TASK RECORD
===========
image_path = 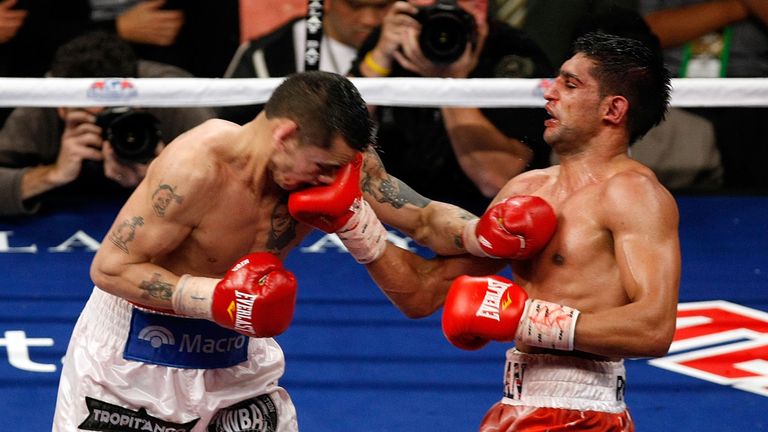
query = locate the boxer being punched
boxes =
[52,71,482,431]
[298,33,680,431]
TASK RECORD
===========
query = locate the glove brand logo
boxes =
[477,234,493,250]
[79,396,199,431]
[231,258,250,272]
[233,291,258,335]
[475,279,511,321]
[208,394,278,432]
[138,325,175,348]
[501,291,515,311]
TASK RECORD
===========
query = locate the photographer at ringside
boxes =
[0,31,214,217]
[348,0,553,215]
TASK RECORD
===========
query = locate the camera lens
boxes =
[420,13,469,63]
[416,1,477,64]
[96,108,161,163]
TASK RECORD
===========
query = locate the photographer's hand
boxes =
[19,109,103,201]
[56,109,105,183]
[395,26,477,78]
[362,1,420,76]
[0,0,27,44]
[393,0,488,78]
[116,0,184,46]
[103,140,162,188]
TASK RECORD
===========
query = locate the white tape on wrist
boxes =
[172,274,218,319]
[515,299,580,351]
[337,198,387,264]
[463,218,492,257]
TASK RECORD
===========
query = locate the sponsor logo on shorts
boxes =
[138,325,175,348]
[208,394,278,432]
[78,396,199,431]
[616,376,626,401]
[124,309,248,369]
[503,361,526,400]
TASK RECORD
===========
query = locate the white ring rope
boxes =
[0,77,766,108]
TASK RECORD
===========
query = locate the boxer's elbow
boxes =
[392,290,444,320]
[399,302,437,320]
[89,251,126,297]
[638,321,676,358]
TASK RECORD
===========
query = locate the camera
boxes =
[415,0,478,64]
[96,107,162,163]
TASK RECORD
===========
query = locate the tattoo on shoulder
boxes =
[151,184,183,217]
[109,216,144,254]
[139,273,173,301]
[267,201,297,253]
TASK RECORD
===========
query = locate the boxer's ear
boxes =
[273,119,299,150]
[602,95,629,127]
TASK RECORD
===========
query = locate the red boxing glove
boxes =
[442,275,581,352]
[441,275,528,351]
[288,152,364,233]
[463,195,557,259]
[173,252,297,338]
[288,153,387,264]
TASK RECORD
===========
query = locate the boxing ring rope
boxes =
[1,77,767,108]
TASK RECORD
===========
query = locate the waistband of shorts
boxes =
[501,349,627,413]
[85,287,199,344]
[84,286,135,342]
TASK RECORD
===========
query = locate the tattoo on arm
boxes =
[139,273,173,301]
[109,216,145,254]
[151,184,184,217]
[452,207,476,249]
[361,151,430,209]
[267,201,297,252]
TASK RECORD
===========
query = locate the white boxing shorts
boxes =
[52,287,297,432]
[480,349,634,432]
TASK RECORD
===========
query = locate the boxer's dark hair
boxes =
[572,31,671,144]
[50,31,139,78]
[264,71,375,152]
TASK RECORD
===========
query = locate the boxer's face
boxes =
[272,135,358,191]
[543,53,604,151]
[326,0,395,48]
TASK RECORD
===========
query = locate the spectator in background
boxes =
[0,31,215,218]
[348,0,553,215]
[0,0,85,127]
[84,0,240,78]
[640,0,768,190]
[219,0,396,126]
[550,7,723,191]
[490,0,638,68]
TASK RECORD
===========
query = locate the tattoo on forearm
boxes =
[362,174,430,209]
[267,201,297,252]
[151,184,183,217]
[139,273,173,301]
[109,216,144,253]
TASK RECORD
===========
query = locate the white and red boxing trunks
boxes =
[52,287,297,432]
[480,349,634,431]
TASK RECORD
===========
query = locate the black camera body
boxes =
[415,0,478,64]
[96,107,162,163]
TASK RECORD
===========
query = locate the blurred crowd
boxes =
[1,0,766,218]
